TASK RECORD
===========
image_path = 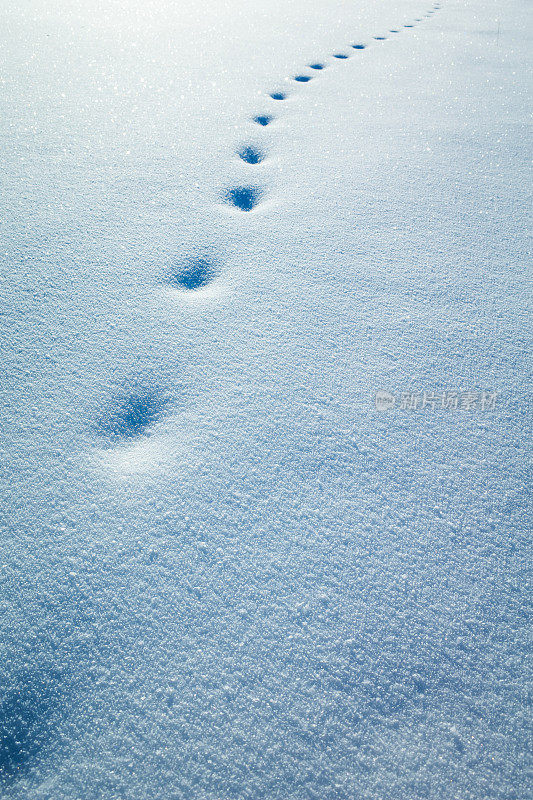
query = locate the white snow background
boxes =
[0,0,531,798]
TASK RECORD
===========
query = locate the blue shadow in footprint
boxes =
[168,256,216,290]
[253,114,273,126]
[237,145,265,164]
[224,186,262,211]
[100,387,166,441]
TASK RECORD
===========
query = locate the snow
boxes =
[0,0,530,798]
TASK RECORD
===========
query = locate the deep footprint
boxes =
[309,63,325,70]
[269,92,286,100]
[294,75,312,82]
[253,114,272,126]
[101,388,166,441]
[237,145,265,164]
[333,53,349,59]
[352,44,366,49]
[168,256,216,290]
[224,186,262,211]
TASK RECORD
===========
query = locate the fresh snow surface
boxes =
[0,0,531,798]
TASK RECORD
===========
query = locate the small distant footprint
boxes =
[352,44,366,49]
[294,75,312,82]
[253,114,273,126]
[269,92,286,100]
[224,186,262,211]
[333,53,350,59]
[309,63,325,70]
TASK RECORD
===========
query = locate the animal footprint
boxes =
[168,256,216,290]
[253,114,273,126]
[100,386,166,442]
[224,186,262,211]
[294,75,312,82]
[237,145,265,164]
[269,92,286,100]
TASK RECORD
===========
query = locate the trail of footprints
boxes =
[101,4,443,445]
[225,2,442,213]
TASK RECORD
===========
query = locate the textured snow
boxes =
[0,0,531,798]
